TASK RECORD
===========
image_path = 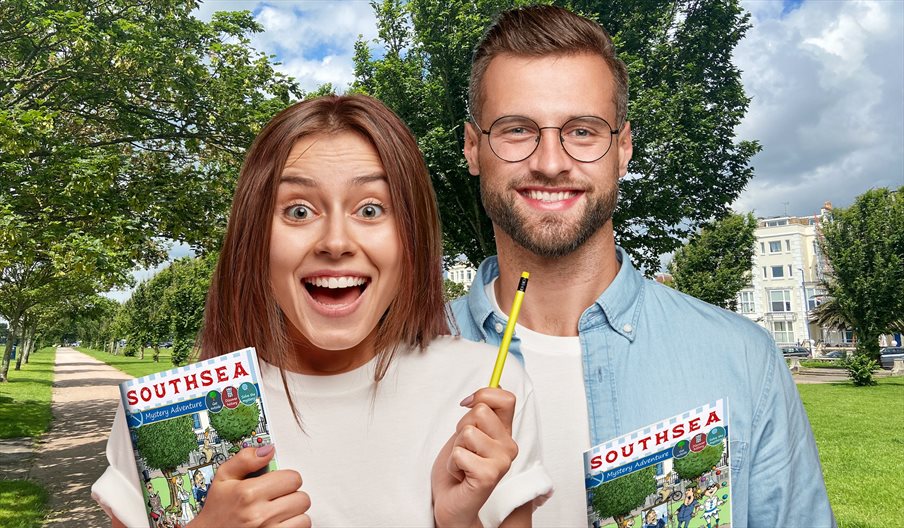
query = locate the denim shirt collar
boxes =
[466,246,646,342]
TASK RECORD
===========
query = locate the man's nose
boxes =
[528,127,573,178]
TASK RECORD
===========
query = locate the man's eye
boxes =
[357,203,385,219]
[287,204,311,220]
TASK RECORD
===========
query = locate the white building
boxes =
[735,204,835,347]
[446,262,477,289]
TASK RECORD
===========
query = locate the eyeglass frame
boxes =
[469,112,623,163]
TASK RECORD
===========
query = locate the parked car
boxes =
[781,346,810,358]
[820,350,846,360]
[879,347,904,369]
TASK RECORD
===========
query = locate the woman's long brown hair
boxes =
[200,95,449,418]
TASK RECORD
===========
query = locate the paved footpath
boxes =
[22,347,131,527]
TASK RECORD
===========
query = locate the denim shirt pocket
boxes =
[729,439,748,474]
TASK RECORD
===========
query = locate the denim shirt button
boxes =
[623,323,633,333]
[494,322,504,333]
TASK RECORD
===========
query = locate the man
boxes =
[450,5,834,526]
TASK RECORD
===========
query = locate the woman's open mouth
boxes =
[303,275,369,307]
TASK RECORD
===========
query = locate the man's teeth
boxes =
[527,190,576,202]
[305,276,368,289]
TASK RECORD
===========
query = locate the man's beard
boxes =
[480,177,618,259]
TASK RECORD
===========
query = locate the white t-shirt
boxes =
[487,279,592,527]
[92,336,551,527]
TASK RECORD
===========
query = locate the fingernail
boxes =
[256,444,275,457]
[459,394,474,407]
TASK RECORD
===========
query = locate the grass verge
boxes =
[0,347,55,439]
[798,377,904,527]
[77,347,175,378]
[0,480,48,528]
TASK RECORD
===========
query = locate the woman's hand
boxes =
[432,387,519,528]
[188,445,311,528]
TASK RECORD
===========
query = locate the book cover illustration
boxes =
[120,347,275,528]
[584,399,731,528]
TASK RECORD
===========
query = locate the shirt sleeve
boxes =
[745,345,836,527]
[90,402,152,528]
[478,369,554,527]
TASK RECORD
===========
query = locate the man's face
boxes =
[464,53,632,258]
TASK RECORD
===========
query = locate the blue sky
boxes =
[104,0,904,299]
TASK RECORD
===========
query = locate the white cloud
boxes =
[734,0,903,218]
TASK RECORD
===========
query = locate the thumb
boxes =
[213,444,275,482]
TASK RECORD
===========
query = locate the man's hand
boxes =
[432,388,519,528]
[189,445,311,528]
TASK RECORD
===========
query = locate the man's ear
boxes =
[463,121,481,176]
[617,121,633,178]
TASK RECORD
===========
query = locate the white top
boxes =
[487,279,592,527]
[92,336,552,527]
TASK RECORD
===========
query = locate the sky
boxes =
[105,0,903,300]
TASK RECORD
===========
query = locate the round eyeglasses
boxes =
[472,115,621,163]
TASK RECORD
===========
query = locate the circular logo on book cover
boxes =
[206,390,224,413]
[689,432,707,452]
[672,439,690,459]
[238,382,258,405]
[707,426,726,446]
[222,386,240,409]
[126,412,143,429]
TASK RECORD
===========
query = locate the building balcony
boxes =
[765,312,797,322]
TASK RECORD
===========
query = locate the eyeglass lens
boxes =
[487,116,616,163]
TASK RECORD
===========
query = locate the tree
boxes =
[673,443,724,482]
[819,188,904,359]
[668,213,756,310]
[354,0,759,271]
[134,415,198,506]
[209,402,260,453]
[589,465,656,528]
[162,255,217,365]
[443,279,468,302]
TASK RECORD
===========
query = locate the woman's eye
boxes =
[286,204,311,220]
[357,203,385,219]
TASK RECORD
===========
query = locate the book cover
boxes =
[119,347,275,527]
[584,399,732,528]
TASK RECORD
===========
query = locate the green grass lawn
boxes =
[0,480,48,528]
[76,346,176,378]
[0,347,54,527]
[0,347,55,439]
[798,377,904,528]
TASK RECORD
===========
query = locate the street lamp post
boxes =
[798,267,813,354]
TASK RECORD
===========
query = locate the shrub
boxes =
[840,354,879,386]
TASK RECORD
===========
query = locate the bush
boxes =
[840,354,879,386]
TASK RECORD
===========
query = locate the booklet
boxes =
[584,399,732,528]
[119,347,276,527]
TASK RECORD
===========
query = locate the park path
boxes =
[27,347,131,527]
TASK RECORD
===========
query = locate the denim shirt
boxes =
[449,249,835,527]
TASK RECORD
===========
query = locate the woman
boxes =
[92,95,550,527]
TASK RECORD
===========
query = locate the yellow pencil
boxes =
[489,271,530,388]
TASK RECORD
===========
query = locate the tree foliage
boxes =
[589,465,656,522]
[819,188,904,359]
[443,278,468,302]
[354,0,759,271]
[668,212,756,310]
[135,415,197,475]
[209,402,260,452]
[673,443,724,481]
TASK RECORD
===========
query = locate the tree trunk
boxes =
[0,319,19,382]
[23,325,35,364]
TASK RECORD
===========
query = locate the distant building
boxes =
[446,262,477,289]
[734,202,856,348]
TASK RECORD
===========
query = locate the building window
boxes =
[785,240,791,251]
[769,241,782,253]
[762,267,767,279]
[788,265,793,277]
[842,330,854,344]
[769,290,792,312]
[760,242,765,255]
[772,321,794,344]
[771,265,784,278]
[738,291,755,314]
[192,413,201,430]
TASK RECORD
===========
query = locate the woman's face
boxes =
[269,131,402,374]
